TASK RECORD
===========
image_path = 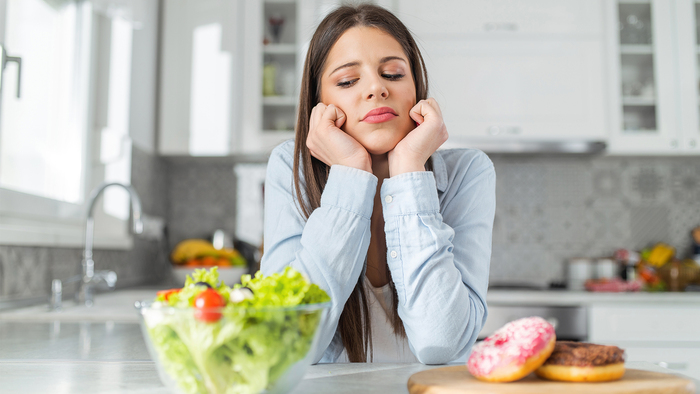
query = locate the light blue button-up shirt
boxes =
[262,139,496,364]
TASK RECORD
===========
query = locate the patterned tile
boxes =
[491,158,548,206]
[586,201,632,253]
[622,160,673,205]
[497,203,548,245]
[543,205,593,247]
[166,157,238,248]
[590,158,626,203]
[669,162,700,204]
[544,159,592,206]
[629,205,671,250]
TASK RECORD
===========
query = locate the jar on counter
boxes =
[567,258,593,291]
[595,258,618,280]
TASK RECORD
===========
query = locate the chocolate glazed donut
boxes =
[535,341,626,382]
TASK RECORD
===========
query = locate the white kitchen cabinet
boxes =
[589,304,700,380]
[158,0,242,156]
[395,0,608,148]
[606,0,700,155]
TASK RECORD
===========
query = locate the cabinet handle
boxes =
[670,139,678,148]
[487,126,522,136]
[0,44,22,98]
[689,139,697,148]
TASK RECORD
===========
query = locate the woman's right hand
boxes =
[307,103,372,173]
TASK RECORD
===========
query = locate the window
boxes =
[0,0,138,248]
[0,0,88,203]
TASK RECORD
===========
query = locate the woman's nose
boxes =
[366,79,389,100]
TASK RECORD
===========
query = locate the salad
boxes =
[141,266,330,394]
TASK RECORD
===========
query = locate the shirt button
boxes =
[385,195,393,203]
[390,251,398,259]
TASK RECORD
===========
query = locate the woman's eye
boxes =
[383,73,404,81]
[337,79,358,88]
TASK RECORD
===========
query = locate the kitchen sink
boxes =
[0,289,160,323]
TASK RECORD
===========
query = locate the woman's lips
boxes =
[362,107,397,124]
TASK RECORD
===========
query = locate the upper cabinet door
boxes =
[395,0,608,147]
[399,0,603,37]
[606,0,683,154]
[158,0,241,156]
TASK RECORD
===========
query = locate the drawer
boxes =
[589,305,700,342]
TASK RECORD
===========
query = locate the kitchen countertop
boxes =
[4,288,700,324]
[487,289,700,306]
[2,360,695,394]
[0,321,697,394]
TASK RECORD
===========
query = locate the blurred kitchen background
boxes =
[0,0,699,304]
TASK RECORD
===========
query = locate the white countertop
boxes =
[0,320,698,393]
[0,359,695,394]
[487,289,700,306]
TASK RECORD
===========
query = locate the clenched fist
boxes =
[388,98,448,176]
[306,103,372,173]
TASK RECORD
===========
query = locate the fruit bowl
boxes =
[138,300,329,394]
[172,265,247,286]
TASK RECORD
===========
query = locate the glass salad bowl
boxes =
[136,267,330,394]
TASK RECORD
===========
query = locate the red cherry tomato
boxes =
[157,288,181,302]
[194,288,225,322]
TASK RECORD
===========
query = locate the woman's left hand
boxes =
[388,98,448,177]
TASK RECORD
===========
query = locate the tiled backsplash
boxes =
[0,239,168,301]
[2,145,699,301]
[489,154,700,286]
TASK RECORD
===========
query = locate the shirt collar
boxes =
[430,151,448,193]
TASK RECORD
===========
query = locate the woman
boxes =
[261,4,495,364]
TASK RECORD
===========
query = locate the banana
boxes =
[170,239,246,266]
[171,239,218,263]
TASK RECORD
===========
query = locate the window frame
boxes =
[0,0,132,249]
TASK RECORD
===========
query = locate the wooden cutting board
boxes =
[408,366,696,394]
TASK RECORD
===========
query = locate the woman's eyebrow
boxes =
[329,61,360,77]
[328,56,407,77]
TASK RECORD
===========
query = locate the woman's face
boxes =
[319,26,416,155]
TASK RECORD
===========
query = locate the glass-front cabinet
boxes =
[239,0,331,153]
[608,0,700,154]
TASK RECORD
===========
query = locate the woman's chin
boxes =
[363,142,399,156]
[356,131,408,155]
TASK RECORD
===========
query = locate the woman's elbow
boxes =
[415,346,459,365]
[413,310,485,364]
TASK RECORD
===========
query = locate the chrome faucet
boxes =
[51,182,144,309]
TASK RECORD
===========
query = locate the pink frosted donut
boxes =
[467,316,556,382]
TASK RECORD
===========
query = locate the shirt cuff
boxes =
[321,165,378,219]
[380,171,440,216]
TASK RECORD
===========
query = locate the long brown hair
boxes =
[292,3,429,362]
